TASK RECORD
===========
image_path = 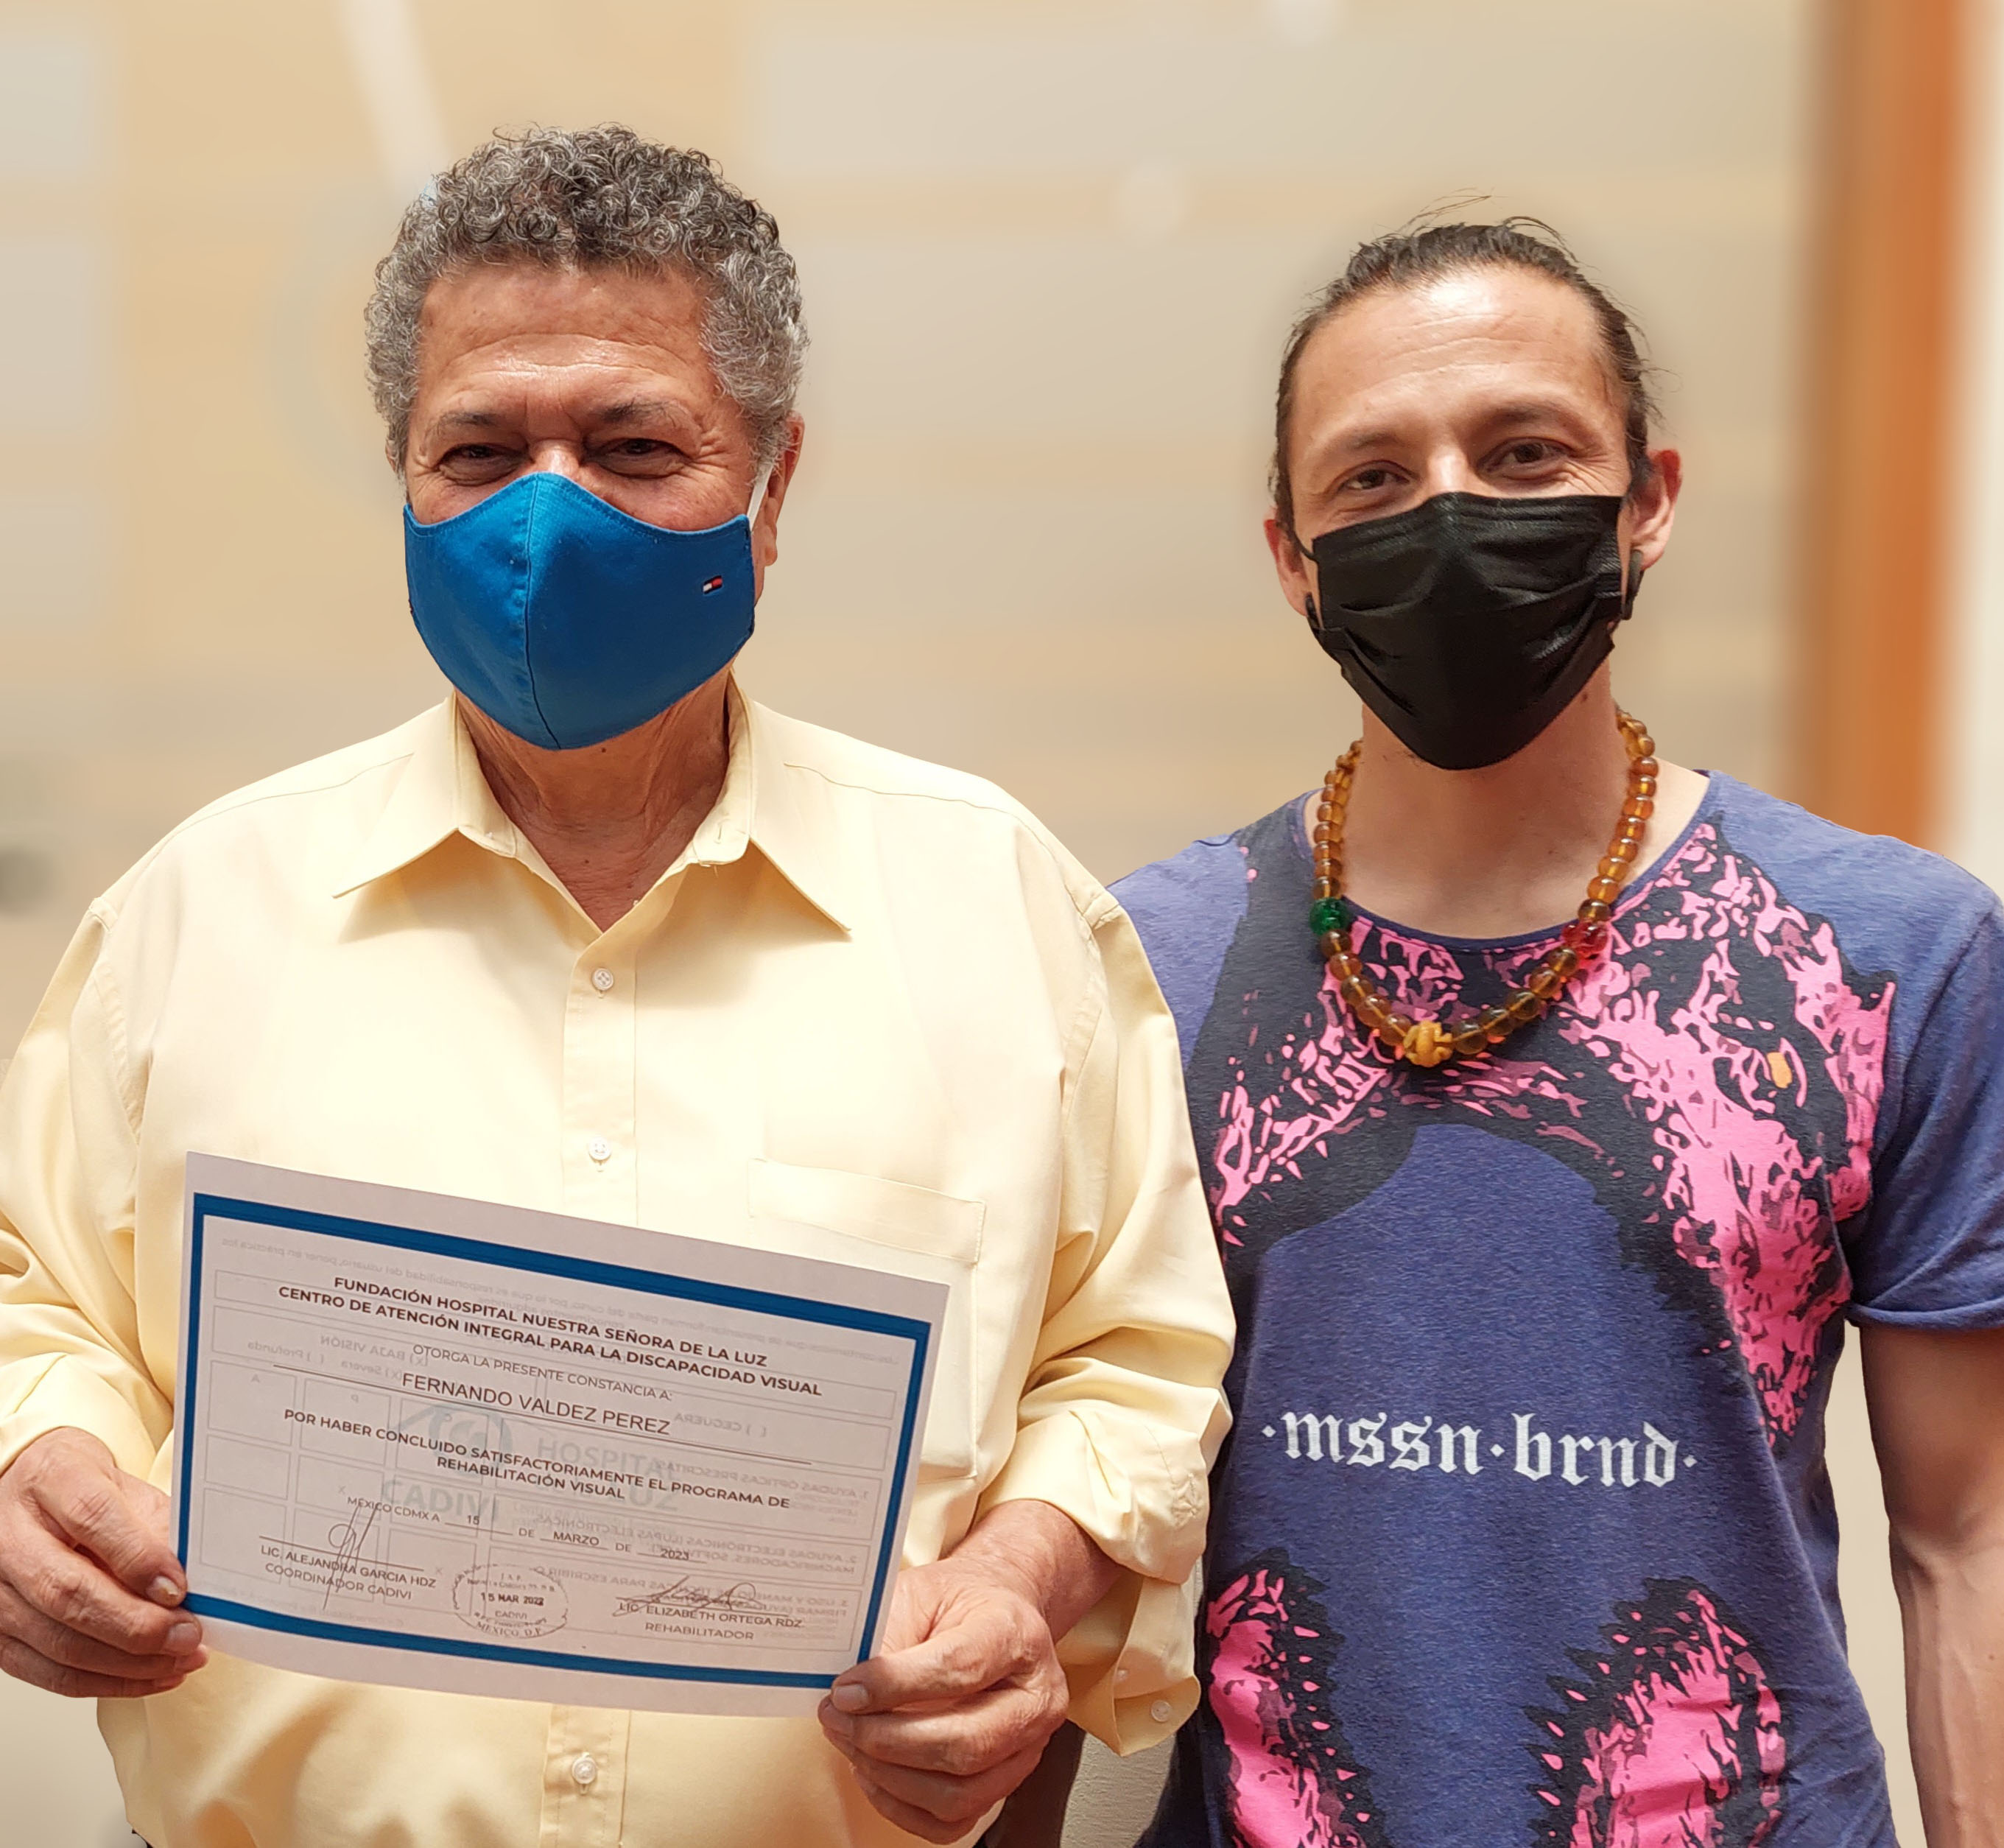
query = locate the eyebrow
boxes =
[1480,397,1597,431]
[426,398,690,438]
[429,410,502,433]
[596,398,683,426]
[1326,398,1597,456]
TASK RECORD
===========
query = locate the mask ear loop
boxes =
[1290,526,1326,630]
[1620,548,1645,622]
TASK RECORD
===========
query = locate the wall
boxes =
[1951,0,2004,890]
[0,4,1921,1845]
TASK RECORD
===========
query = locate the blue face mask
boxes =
[404,470,760,751]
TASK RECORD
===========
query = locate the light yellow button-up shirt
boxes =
[0,689,1233,1848]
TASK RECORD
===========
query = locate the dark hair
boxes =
[1271,217,1659,543]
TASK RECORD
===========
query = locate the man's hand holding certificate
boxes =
[172,1157,944,1716]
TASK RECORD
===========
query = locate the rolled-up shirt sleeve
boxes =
[977,891,1234,1752]
[0,905,169,1483]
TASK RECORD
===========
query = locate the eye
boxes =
[1340,465,1402,494]
[596,438,687,474]
[1491,438,1565,471]
[434,443,521,482]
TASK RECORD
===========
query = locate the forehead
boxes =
[1289,265,1625,439]
[413,260,713,388]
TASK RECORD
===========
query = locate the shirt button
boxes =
[571,1752,599,1788]
[591,968,615,993]
[588,1136,612,1164]
[1150,1699,1174,1724]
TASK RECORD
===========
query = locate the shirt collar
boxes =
[739,689,851,933]
[331,700,512,898]
[333,688,851,934]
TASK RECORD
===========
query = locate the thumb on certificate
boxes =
[829,1615,1000,1715]
[38,1441,186,1606]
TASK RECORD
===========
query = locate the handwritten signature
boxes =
[615,1576,771,1618]
[322,1498,387,1609]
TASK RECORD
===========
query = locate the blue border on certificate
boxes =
[180,1191,932,1691]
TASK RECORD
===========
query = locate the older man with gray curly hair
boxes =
[0,127,1231,1848]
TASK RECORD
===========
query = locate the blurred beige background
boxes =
[0,1,1927,1843]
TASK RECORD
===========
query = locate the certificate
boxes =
[172,1155,945,1715]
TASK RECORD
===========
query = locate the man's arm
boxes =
[818,1500,1118,1844]
[0,911,201,1696]
[1860,1323,2004,1847]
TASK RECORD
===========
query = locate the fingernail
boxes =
[166,1621,200,1653]
[830,1683,869,1713]
[149,1577,185,1608]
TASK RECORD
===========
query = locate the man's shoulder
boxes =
[96,709,438,919]
[758,703,1037,819]
[1111,796,1308,1062]
[753,703,1113,919]
[1704,773,2000,967]
[1114,796,1304,949]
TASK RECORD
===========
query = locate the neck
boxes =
[1337,672,1706,939]
[461,674,734,932]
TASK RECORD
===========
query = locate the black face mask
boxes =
[1304,492,1642,771]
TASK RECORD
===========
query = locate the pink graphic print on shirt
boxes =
[1207,823,1893,1443]
[1205,1553,1392,1848]
[1206,1561,1785,1848]
[1527,1580,1786,1847]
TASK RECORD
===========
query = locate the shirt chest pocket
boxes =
[747,1159,985,1481]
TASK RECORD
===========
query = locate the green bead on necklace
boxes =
[1309,712,1659,1067]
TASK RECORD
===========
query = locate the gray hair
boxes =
[365,125,807,471]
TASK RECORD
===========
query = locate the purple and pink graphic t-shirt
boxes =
[1114,773,2004,1848]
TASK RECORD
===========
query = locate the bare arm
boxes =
[818,1500,1119,1844]
[1860,1323,2004,1846]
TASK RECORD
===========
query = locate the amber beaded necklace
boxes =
[1309,712,1660,1067]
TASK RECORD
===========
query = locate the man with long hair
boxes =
[1115,221,2004,1847]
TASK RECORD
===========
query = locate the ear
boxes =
[1623,445,1681,572]
[750,415,806,583]
[1265,510,1318,625]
